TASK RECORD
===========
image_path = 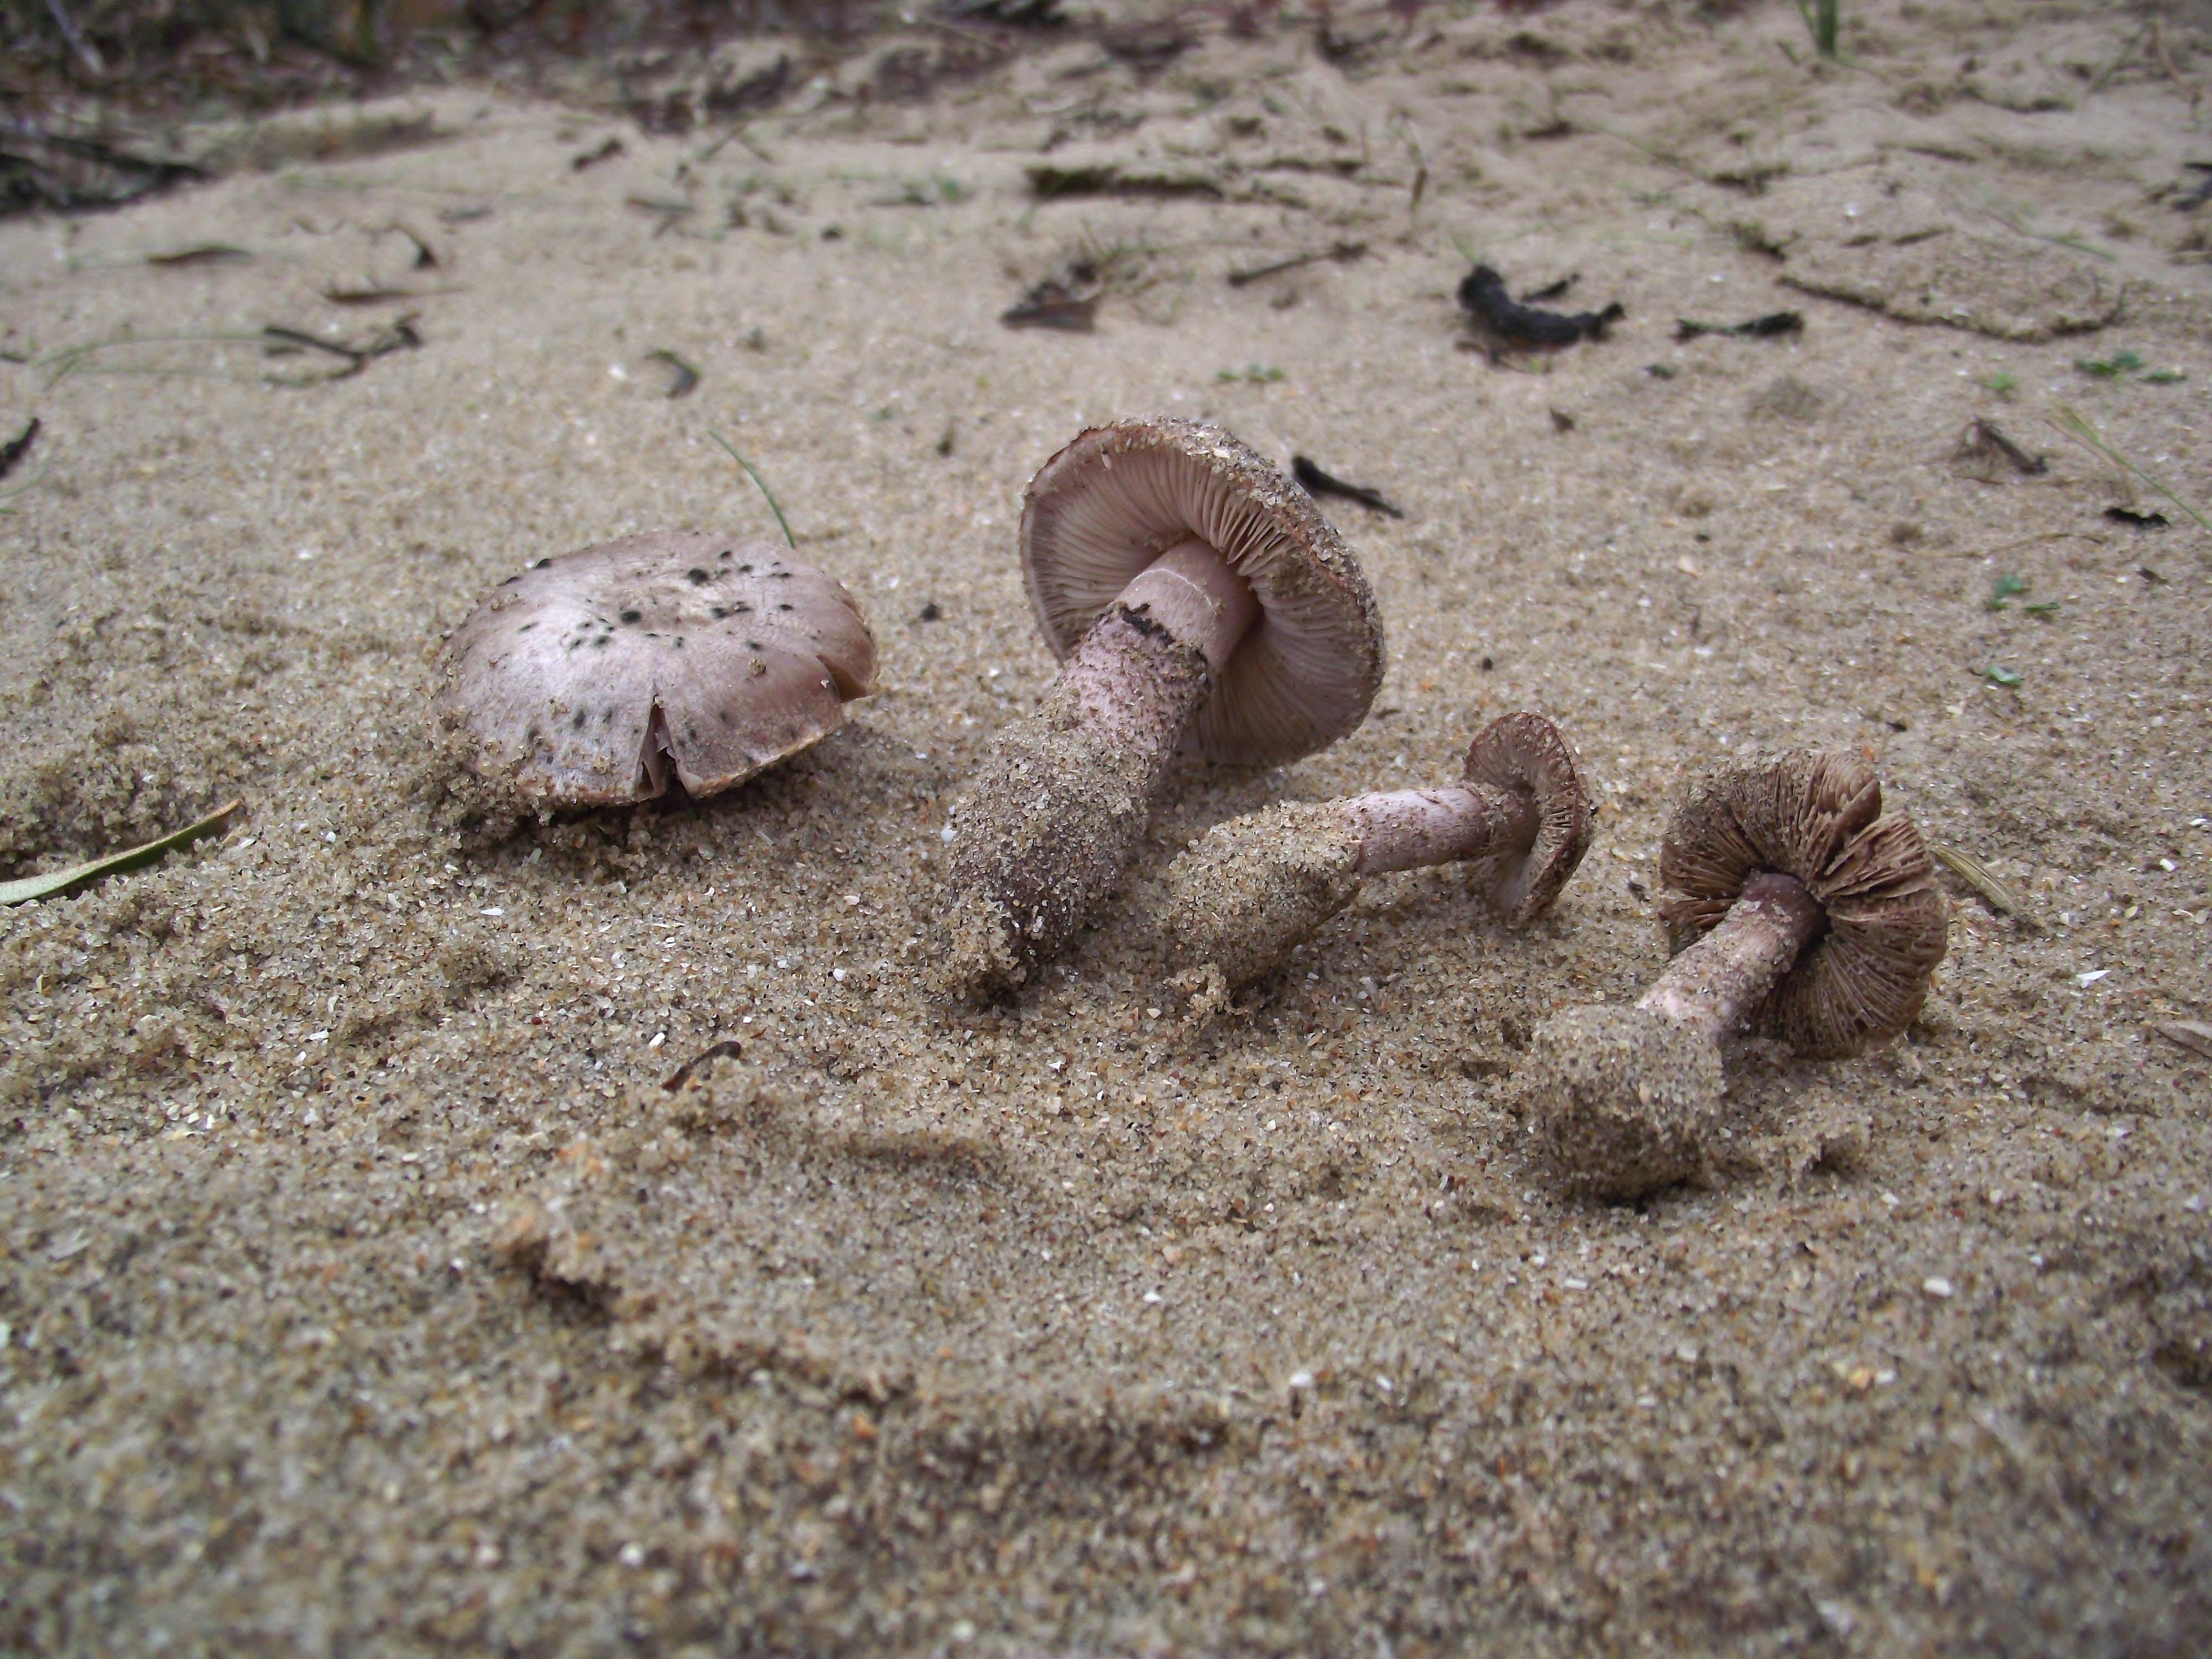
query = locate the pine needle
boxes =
[707,430,796,550]
[1,799,243,906]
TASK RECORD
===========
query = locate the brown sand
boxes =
[3,3,2211,1653]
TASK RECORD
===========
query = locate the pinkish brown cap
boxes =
[1658,749,1948,1057]
[1461,712,1593,926]
[1019,417,1385,766]
[434,533,876,808]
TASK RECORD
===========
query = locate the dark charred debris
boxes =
[1675,311,1802,342]
[645,349,700,399]
[2106,506,2169,529]
[1458,264,1624,348]
[1292,455,1404,520]
[2178,162,2212,212]
[0,417,38,483]
[571,137,625,172]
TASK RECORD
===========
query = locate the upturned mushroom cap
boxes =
[1527,1004,1724,1199]
[1020,418,1385,766]
[1462,712,1594,926]
[1658,749,1948,1057]
[434,533,876,808]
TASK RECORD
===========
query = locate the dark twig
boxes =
[1292,455,1404,519]
[1225,241,1369,287]
[646,349,700,399]
[661,1039,743,1091]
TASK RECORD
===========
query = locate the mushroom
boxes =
[943,417,1384,997]
[1524,749,1948,1199]
[1162,713,1592,997]
[432,532,876,810]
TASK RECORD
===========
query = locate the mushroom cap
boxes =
[434,533,876,808]
[1658,749,1948,1057]
[1461,712,1594,926]
[1527,1004,1724,1200]
[1019,418,1385,766]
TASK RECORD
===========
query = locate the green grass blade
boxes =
[2047,403,2212,535]
[1,799,243,906]
[707,430,796,550]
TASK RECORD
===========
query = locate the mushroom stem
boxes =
[946,537,1259,996]
[1342,782,1538,876]
[1634,871,1826,1044]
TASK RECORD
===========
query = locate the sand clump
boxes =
[2,3,2211,1655]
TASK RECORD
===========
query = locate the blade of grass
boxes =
[707,430,795,550]
[1931,841,2041,929]
[2047,403,2212,535]
[1,799,243,906]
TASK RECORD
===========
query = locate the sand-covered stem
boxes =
[1163,780,1542,996]
[1528,873,1826,1198]
[942,604,1217,999]
[1636,872,1825,1038]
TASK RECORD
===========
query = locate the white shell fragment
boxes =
[434,532,877,808]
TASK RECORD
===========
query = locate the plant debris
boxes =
[148,244,250,268]
[261,315,423,385]
[1931,841,2039,927]
[2049,403,2212,533]
[1674,311,1803,342]
[1000,278,1098,332]
[0,417,38,483]
[2105,506,2169,529]
[645,349,700,399]
[1457,264,1623,346]
[661,1038,744,1092]
[1,800,243,906]
[1,118,202,217]
[1225,242,1369,287]
[1951,416,2047,478]
[1986,572,2029,610]
[571,137,625,171]
[2154,1020,2212,1061]
[1291,455,1404,519]
[2177,164,2212,211]
[1521,273,1577,303]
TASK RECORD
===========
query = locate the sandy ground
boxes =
[2,2,2210,1653]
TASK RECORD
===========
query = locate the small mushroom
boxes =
[943,417,1384,997]
[1162,713,1592,995]
[1524,749,1948,1199]
[432,532,875,809]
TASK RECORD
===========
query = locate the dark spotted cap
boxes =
[434,533,876,808]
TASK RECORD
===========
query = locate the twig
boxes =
[709,431,795,549]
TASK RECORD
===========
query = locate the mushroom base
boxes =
[942,607,1211,998]
[1163,801,1365,992]
[1527,1004,1725,1201]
